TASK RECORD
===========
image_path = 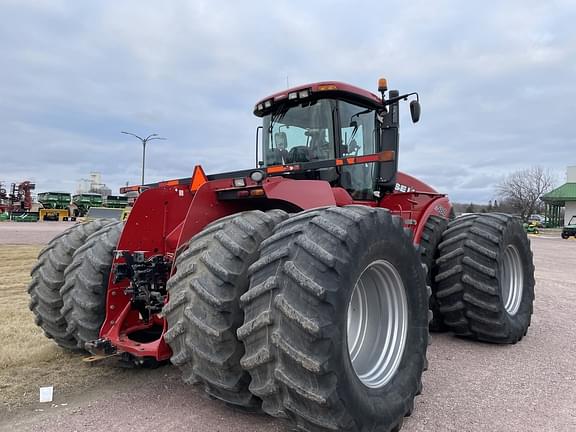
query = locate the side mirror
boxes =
[410,100,421,123]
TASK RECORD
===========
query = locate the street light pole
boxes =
[121,132,167,185]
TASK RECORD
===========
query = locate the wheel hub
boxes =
[500,244,524,315]
[347,260,408,389]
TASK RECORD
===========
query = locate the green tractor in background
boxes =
[523,222,540,235]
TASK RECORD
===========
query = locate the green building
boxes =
[541,166,576,227]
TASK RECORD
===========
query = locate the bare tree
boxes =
[496,166,556,222]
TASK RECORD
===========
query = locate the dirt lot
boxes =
[0,223,575,431]
[0,244,136,412]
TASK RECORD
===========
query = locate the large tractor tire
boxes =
[419,215,449,332]
[28,219,115,350]
[238,206,429,432]
[435,213,535,343]
[163,210,288,409]
[60,221,123,349]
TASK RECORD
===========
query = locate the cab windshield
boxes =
[262,99,335,166]
[261,98,380,200]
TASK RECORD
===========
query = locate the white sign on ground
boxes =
[39,386,53,403]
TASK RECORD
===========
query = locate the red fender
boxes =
[380,193,451,244]
[176,181,247,250]
[412,196,452,244]
[381,171,451,244]
[176,177,338,251]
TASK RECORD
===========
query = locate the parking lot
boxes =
[1,223,575,431]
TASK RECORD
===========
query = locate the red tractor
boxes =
[29,79,535,432]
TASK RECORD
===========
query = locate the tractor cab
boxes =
[254,80,420,200]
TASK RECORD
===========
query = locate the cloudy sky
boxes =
[1,0,575,203]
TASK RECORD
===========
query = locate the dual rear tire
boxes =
[28,219,121,351]
[61,221,123,349]
[164,206,429,432]
[419,215,449,332]
[238,206,429,432]
[434,213,535,343]
[163,210,289,409]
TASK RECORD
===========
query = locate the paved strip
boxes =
[0,222,71,245]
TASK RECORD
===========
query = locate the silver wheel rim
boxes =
[346,260,408,389]
[500,244,524,315]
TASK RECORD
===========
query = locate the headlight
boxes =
[250,170,265,183]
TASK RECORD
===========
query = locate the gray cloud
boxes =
[0,0,575,205]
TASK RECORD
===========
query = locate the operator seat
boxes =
[308,130,331,160]
[287,146,310,163]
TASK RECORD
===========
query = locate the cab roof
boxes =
[254,81,383,117]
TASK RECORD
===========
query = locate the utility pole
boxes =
[121,132,166,185]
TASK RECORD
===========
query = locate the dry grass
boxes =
[0,245,60,368]
[0,245,125,412]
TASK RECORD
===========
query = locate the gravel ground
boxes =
[1,226,575,432]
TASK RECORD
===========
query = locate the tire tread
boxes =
[28,219,116,350]
[434,213,535,343]
[163,209,288,409]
